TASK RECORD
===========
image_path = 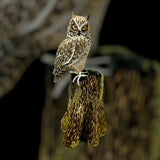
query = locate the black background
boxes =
[100,0,154,60]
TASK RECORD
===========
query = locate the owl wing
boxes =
[53,38,76,83]
[53,37,89,83]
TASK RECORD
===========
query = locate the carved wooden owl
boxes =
[53,12,91,83]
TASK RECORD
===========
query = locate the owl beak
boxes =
[78,29,81,36]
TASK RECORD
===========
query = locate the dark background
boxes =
[0,0,154,159]
[100,0,154,60]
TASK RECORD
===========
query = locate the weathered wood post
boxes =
[61,69,107,148]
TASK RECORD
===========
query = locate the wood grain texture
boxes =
[61,69,107,148]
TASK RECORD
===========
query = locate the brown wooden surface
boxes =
[61,69,106,148]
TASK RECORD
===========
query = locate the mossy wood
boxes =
[61,69,107,148]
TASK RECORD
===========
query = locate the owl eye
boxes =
[72,23,78,31]
[81,24,88,32]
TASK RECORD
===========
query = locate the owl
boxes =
[53,12,91,85]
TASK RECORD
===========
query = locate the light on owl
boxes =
[53,12,91,84]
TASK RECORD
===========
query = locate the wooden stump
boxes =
[61,69,107,148]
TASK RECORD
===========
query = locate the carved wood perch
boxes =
[61,69,107,148]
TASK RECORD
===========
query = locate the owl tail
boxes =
[53,66,69,83]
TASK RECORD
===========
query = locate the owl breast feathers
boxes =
[53,12,91,83]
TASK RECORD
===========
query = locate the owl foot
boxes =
[72,71,88,85]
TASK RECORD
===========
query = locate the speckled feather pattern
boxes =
[53,14,91,83]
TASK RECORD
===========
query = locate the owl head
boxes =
[67,12,90,37]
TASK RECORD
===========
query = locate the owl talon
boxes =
[72,72,88,85]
